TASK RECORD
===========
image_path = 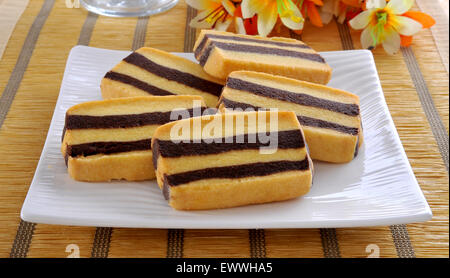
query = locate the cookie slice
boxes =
[152,111,313,210]
[218,71,363,163]
[193,29,332,84]
[101,47,224,107]
[62,95,207,182]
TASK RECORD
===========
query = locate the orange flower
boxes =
[241,0,304,36]
[187,0,241,31]
[400,11,435,46]
[297,0,325,27]
[349,0,427,54]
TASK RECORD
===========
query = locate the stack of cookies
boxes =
[61,30,363,210]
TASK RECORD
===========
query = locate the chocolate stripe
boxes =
[298,115,359,135]
[67,139,151,159]
[65,108,205,130]
[220,98,359,135]
[227,78,359,116]
[153,130,305,161]
[123,52,223,97]
[199,41,325,66]
[194,33,310,59]
[165,159,309,187]
[206,34,311,49]
[104,71,174,96]
[194,34,210,60]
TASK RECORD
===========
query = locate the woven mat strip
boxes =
[132,16,149,51]
[0,0,54,129]
[319,228,341,258]
[91,227,113,258]
[249,229,267,258]
[167,229,184,258]
[401,46,449,172]
[183,6,197,52]
[336,20,354,50]
[89,14,149,258]
[9,220,35,258]
[390,225,416,258]
[77,12,98,46]
[6,0,55,258]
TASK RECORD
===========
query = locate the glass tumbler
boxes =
[80,0,179,17]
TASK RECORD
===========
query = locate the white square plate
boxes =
[21,46,432,228]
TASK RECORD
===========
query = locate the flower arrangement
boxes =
[186,0,435,55]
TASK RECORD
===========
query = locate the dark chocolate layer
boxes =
[104,71,174,96]
[65,139,151,166]
[194,33,310,59]
[124,52,223,97]
[67,139,151,158]
[164,159,309,187]
[220,98,359,135]
[226,78,360,116]
[198,41,325,66]
[65,108,206,130]
[152,129,305,162]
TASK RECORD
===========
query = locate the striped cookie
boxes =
[193,29,332,84]
[101,47,224,107]
[218,71,363,163]
[62,95,208,182]
[152,111,313,210]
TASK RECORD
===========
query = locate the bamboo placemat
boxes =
[0,0,448,258]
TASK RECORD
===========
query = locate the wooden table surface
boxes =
[0,0,448,258]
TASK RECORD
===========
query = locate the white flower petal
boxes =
[189,9,214,29]
[366,0,386,9]
[387,0,414,15]
[221,0,235,15]
[241,0,266,18]
[394,15,423,36]
[256,2,278,36]
[280,5,304,31]
[361,27,376,49]
[234,17,246,34]
[214,16,233,31]
[349,10,372,30]
[382,28,401,55]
